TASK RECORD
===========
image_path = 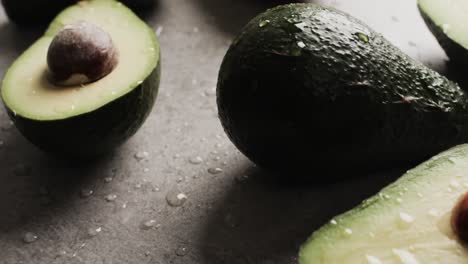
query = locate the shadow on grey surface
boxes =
[199,164,406,263]
[0,125,117,233]
[195,0,306,36]
[0,22,44,71]
[445,61,468,92]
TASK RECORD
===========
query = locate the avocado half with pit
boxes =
[1,0,161,158]
[299,144,468,263]
[418,0,468,66]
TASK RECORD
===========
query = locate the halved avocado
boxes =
[299,145,468,263]
[1,0,161,158]
[418,0,468,66]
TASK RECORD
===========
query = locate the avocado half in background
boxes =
[1,0,156,26]
[217,3,468,178]
[1,0,161,158]
[299,144,468,263]
[418,0,468,66]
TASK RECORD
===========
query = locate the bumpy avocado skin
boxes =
[7,61,160,158]
[217,4,468,178]
[418,6,468,67]
[1,0,75,26]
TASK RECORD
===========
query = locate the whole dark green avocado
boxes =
[217,4,468,179]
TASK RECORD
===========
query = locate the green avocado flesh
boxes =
[217,3,468,177]
[418,0,468,65]
[299,144,468,264]
[1,0,160,157]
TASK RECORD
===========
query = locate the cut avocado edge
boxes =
[299,144,468,263]
[1,0,160,121]
[418,0,468,65]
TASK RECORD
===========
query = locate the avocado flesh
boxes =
[299,145,468,264]
[1,0,160,157]
[217,4,468,177]
[418,0,468,66]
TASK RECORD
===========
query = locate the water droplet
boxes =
[189,156,203,165]
[392,248,419,264]
[396,198,403,203]
[208,167,223,174]
[450,180,460,189]
[2,120,14,131]
[428,208,439,217]
[175,245,189,256]
[366,255,383,264]
[344,228,353,236]
[235,174,249,183]
[297,41,306,48]
[259,19,270,27]
[330,219,337,225]
[166,190,188,207]
[155,26,164,36]
[23,232,38,243]
[141,219,158,230]
[87,227,102,237]
[295,22,307,30]
[105,194,117,202]
[442,24,451,34]
[104,177,113,183]
[355,32,369,43]
[204,87,216,96]
[134,151,149,161]
[398,212,414,228]
[80,189,94,198]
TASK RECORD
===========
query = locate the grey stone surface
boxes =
[0,0,462,263]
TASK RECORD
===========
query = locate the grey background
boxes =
[0,0,461,263]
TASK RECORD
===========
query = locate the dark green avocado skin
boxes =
[1,0,75,26]
[217,4,468,179]
[7,61,160,159]
[1,0,155,26]
[418,6,468,67]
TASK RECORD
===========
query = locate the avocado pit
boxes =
[47,21,118,86]
[451,192,468,243]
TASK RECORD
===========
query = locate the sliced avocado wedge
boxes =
[418,0,468,65]
[299,144,468,263]
[1,0,160,157]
